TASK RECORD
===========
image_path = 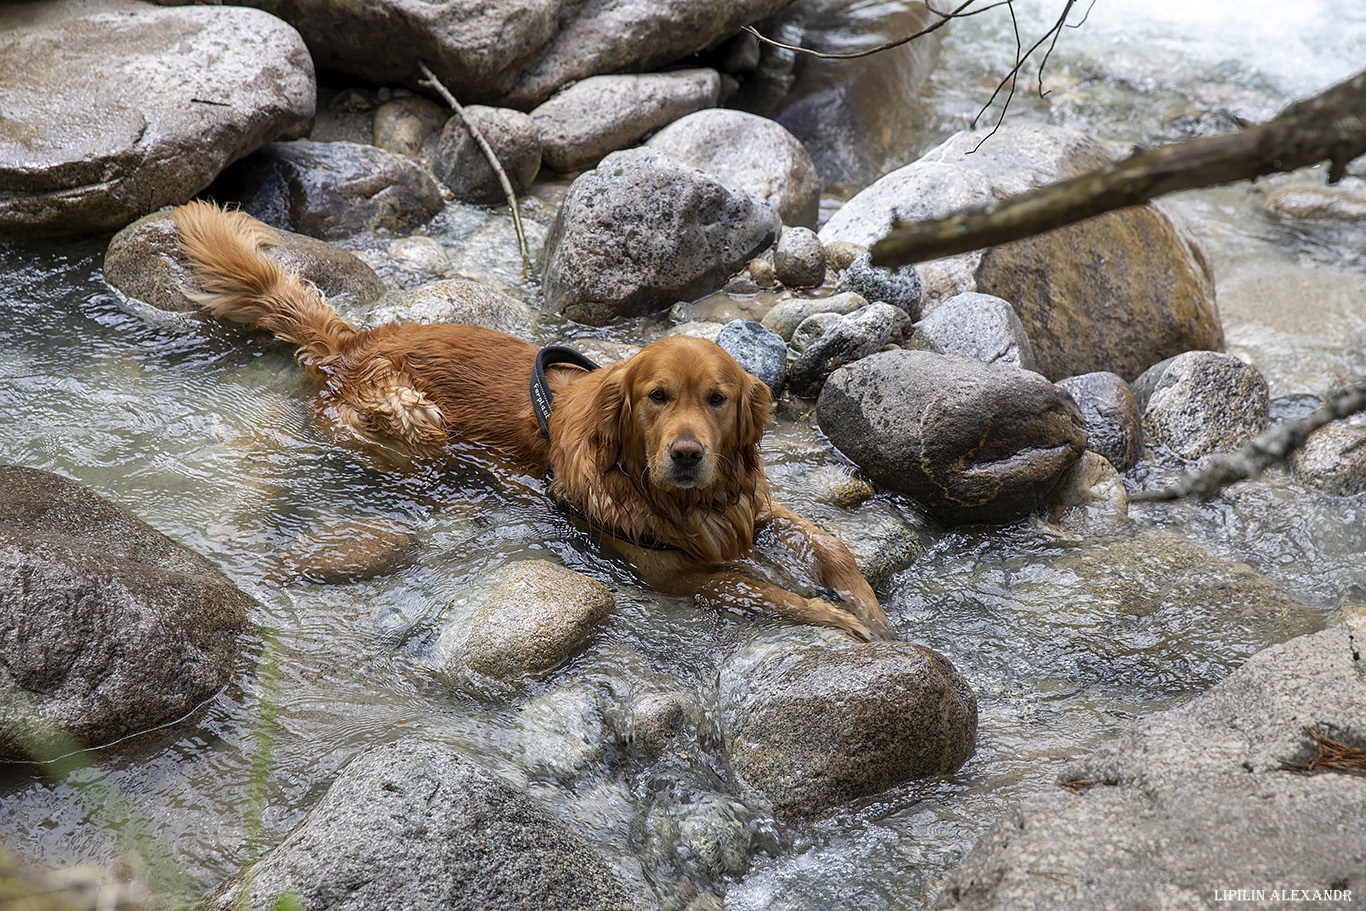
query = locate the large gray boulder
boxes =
[935,623,1366,910]
[532,70,721,173]
[542,148,780,325]
[647,109,822,228]
[1132,351,1270,459]
[817,350,1088,525]
[234,0,792,108]
[0,0,313,235]
[822,123,1223,381]
[719,634,978,820]
[208,140,444,240]
[104,208,386,317]
[0,467,253,760]
[214,739,639,911]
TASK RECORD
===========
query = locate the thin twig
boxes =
[417,61,533,280]
[1058,777,1103,795]
[741,0,986,61]
[1132,377,1366,502]
[1028,869,1078,889]
[1283,727,1366,775]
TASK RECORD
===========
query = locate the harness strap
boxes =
[531,345,600,438]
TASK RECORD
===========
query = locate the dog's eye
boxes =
[649,389,668,403]
[708,392,727,406]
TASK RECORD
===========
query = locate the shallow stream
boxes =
[2,2,1365,908]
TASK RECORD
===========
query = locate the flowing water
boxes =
[3,2,1366,908]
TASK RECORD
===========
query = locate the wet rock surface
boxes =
[0,467,253,760]
[719,634,978,820]
[0,0,314,235]
[542,148,780,325]
[817,350,1088,524]
[1132,351,1270,459]
[936,624,1365,911]
[214,739,640,911]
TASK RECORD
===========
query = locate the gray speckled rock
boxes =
[909,291,1036,371]
[760,290,868,342]
[435,105,542,205]
[208,139,443,240]
[716,319,788,394]
[817,350,1087,524]
[1,467,253,760]
[837,251,922,316]
[542,148,780,326]
[647,108,821,228]
[719,635,977,820]
[935,624,1365,911]
[1291,422,1366,495]
[1055,371,1145,471]
[214,739,640,911]
[0,1,313,235]
[104,208,386,316]
[435,561,613,687]
[1132,351,1269,459]
[773,226,827,289]
[788,303,908,398]
[532,70,720,173]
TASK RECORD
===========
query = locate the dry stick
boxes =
[869,68,1366,267]
[417,61,532,280]
[1132,378,1366,502]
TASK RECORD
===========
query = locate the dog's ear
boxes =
[587,363,633,472]
[736,372,773,453]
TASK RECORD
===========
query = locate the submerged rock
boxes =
[0,466,252,760]
[817,350,1087,524]
[0,1,313,235]
[1132,351,1269,459]
[214,739,639,911]
[362,277,543,337]
[532,70,721,173]
[935,625,1365,910]
[274,518,417,584]
[542,148,780,325]
[104,208,386,316]
[719,634,978,820]
[208,139,443,239]
[647,108,822,228]
[434,560,613,688]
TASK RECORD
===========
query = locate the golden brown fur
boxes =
[172,201,890,640]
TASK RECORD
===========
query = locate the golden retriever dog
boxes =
[172,201,890,640]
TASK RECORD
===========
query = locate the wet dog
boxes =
[173,201,890,639]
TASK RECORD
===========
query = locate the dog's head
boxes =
[591,336,772,498]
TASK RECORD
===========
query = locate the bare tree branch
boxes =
[870,68,1366,267]
[1132,378,1366,502]
[418,61,533,280]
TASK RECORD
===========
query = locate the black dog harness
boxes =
[530,345,679,552]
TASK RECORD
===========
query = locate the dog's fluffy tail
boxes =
[172,201,355,367]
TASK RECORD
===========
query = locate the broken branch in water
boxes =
[417,61,532,280]
[1131,377,1366,502]
[869,68,1366,267]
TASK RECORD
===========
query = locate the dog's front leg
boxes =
[761,504,892,639]
[687,569,879,641]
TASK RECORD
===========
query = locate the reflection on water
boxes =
[3,4,1366,908]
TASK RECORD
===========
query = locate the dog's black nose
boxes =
[669,439,704,465]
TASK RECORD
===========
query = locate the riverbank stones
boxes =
[773,226,828,289]
[1132,351,1269,459]
[0,467,253,760]
[104,209,386,316]
[542,148,780,325]
[716,319,787,394]
[1055,371,1145,471]
[0,1,313,235]
[719,634,977,820]
[647,108,821,228]
[818,350,1087,524]
[788,303,908,398]
[435,105,542,205]
[908,291,1036,371]
[213,739,638,911]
